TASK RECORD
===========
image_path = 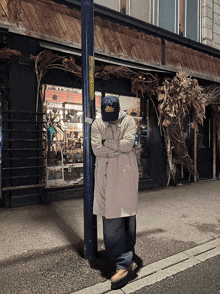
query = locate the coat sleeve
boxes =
[91,120,121,157]
[104,117,137,153]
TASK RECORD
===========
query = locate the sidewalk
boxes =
[1,180,220,293]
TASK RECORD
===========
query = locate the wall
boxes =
[202,0,220,50]
[2,34,44,207]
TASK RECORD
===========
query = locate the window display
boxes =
[43,86,144,188]
[44,86,87,188]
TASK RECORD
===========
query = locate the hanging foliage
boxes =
[30,50,82,114]
[0,47,21,59]
[156,72,206,185]
[95,65,159,99]
[204,84,220,106]
[157,72,206,131]
[95,65,133,80]
[204,85,220,149]
[31,50,159,115]
[131,74,159,99]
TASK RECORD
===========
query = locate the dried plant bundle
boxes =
[157,72,206,184]
[0,47,21,59]
[205,85,220,150]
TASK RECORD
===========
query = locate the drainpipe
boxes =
[81,0,97,262]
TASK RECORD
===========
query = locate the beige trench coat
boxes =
[91,114,139,219]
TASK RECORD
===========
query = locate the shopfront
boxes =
[1,0,220,207]
[42,86,164,192]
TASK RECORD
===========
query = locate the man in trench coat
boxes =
[91,96,139,288]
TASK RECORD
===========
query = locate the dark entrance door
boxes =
[197,106,213,180]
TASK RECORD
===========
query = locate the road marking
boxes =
[71,238,220,294]
[71,281,110,294]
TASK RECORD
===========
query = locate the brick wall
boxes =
[45,90,70,103]
[45,89,100,107]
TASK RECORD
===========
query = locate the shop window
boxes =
[43,85,101,188]
[43,89,149,188]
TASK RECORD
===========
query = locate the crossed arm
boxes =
[91,118,136,157]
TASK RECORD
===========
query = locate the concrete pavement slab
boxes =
[1,180,220,293]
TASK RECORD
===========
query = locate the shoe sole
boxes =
[111,274,128,290]
[111,263,138,289]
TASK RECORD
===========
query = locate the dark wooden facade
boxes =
[0,0,220,207]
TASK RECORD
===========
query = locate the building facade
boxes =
[0,0,220,207]
[95,0,220,47]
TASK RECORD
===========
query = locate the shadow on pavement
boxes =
[90,250,143,280]
[0,203,85,267]
[136,228,165,237]
[45,204,84,257]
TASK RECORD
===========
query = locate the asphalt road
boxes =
[134,255,220,294]
[0,247,106,294]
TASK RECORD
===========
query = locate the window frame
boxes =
[151,0,179,33]
[151,0,201,42]
[184,0,201,42]
[127,0,152,22]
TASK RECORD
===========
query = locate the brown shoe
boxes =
[111,269,128,284]
[111,261,138,286]
[128,261,138,272]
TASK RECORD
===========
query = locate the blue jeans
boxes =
[102,216,136,270]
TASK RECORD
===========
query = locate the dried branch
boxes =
[0,47,21,59]
[31,50,83,115]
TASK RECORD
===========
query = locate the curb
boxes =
[71,238,220,294]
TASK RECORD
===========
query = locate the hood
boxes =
[117,110,127,121]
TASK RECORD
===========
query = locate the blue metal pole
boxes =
[81,0,97,262]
